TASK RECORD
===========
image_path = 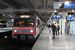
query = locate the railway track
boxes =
[0,36,34,50]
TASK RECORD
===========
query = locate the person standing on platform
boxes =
[48,24,51,33]
[51,23,56,39]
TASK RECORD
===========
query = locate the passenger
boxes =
[48,24,51,33]
[51,23,56,39]
[55,23,58,35]
[67,24,70,34]
[16,21,19,26]
[19,21,24,26]
[29,23,33,27]
[57,24,60,35]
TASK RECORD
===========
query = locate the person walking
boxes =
[48,24,51,33]
[51,23,56,39]
[55,23,58,35]
[67,24,70,34]
[57,24,60,35]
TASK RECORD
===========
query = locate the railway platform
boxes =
[32,26,75,50]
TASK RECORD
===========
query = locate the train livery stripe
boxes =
[34,14,37,36]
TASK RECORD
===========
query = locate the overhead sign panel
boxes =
[64,2,75,8]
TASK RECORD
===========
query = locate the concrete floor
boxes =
[32,26,75,50]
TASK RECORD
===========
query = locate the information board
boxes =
[64,2,75,8]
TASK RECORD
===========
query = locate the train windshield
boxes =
[14,19,34,27]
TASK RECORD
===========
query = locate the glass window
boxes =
[16,21,24,26]
[25,20,34,27]
[14,19,34,27]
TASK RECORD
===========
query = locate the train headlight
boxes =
[30,30,33,33]
[14,30,17,32]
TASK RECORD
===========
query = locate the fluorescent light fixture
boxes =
[3,14,5,16]
[54,9,57,12]
[72,9,74,12]
[52,13,54,15]
[59,3,62,6]
[10,15,12,18]
[69,15,71,16]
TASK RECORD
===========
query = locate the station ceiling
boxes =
[0,0,74,22]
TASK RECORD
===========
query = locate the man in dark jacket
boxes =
[48,24,51,32]
[57,24,60,35]
[51,23,56,39]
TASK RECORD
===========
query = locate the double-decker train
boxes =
[12,13,44,41]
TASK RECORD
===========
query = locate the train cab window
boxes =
[16,21,24,26]
[25,20,34,27]
[14,19,34,27]
[29,23,33,27]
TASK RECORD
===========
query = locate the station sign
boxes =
[49,20,52,23]
[64,2,75,8]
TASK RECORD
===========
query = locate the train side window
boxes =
[37,19,40,27]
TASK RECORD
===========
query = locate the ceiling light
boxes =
[59,3,62,7]
[65,1,69,5]
[3,14,5,16]
[52,13,54,15]
[69,15,71,16]
[10,15,12,18]
[72,9,74,12]
[54,9,57,12]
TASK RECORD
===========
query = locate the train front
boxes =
[12,14,36,41]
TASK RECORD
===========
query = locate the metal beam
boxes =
[46,0,49,8]
[3,0,21,9]
[29,0,37,9]
[43,18,49,19]
[0,8,54,12]
[41,16,50,18]
[43,0,46,8]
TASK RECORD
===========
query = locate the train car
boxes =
[12,13,43,41]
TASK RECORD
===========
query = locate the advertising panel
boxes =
[72,22,75,35]
[52,15,58,20]
[70,22,75,35]
[64,2,75,8]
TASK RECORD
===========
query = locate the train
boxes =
[12,13,44,41]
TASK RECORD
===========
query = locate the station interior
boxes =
[0,0,75,50]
